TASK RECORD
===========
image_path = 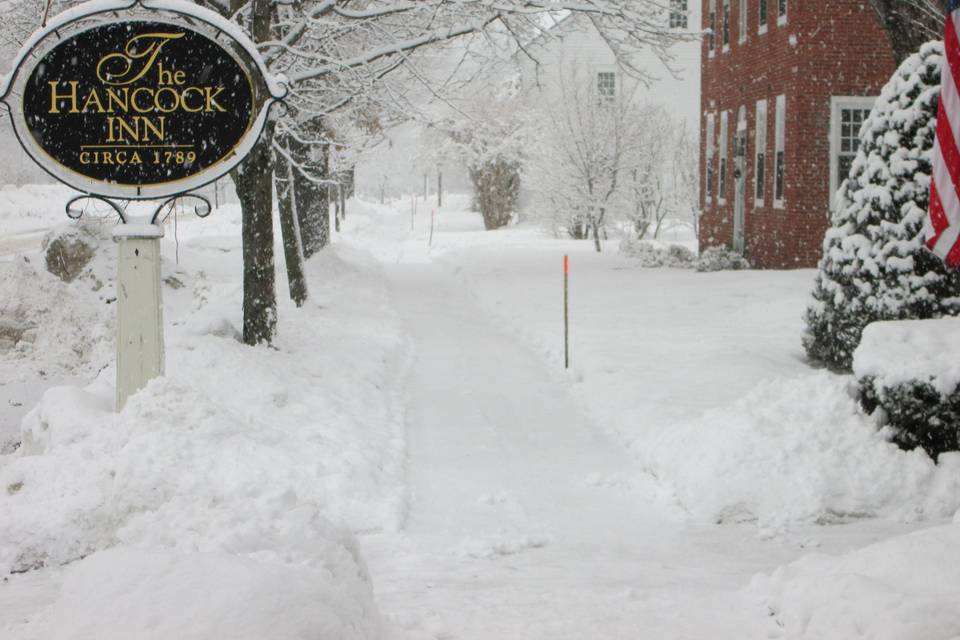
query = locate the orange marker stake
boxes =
[564,255,570,369]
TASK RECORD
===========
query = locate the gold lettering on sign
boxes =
[95,33,185,86]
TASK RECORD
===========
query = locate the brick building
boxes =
[699,0,896,268]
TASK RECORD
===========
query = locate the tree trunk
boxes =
[230,0,277,346]
[275,153,309,307]
[334,185,341,233]
[591,217,602,253]
[293,118,330,257]
[869,0,942,65]
[233,121,278,345]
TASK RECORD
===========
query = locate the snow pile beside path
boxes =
[18,547,380,640]
[751,521,960,639]
[0,230,114,378]
[640,372,960,528]
[0,241,406,637]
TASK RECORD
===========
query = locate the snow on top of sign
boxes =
[0,0,287,101]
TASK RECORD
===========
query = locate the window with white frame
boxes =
[755,99,768,206]
[597,71,616,101]
[708,0,717,55]
[670,0,688,29]
[778,0,787,25]
[774,95,786,207]
[759,0,768,33]
[706,113,716,202]
[739,0,747,42]
[829,96,875,208]
[719,110,729,202]
[722,0,731,50]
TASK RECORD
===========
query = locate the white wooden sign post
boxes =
[114,224,165,409]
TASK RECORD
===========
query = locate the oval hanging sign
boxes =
[1,4,285,200]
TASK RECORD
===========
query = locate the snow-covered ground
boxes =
[2,186,959,638]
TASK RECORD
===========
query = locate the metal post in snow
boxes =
[114,223,165,410]
[564,254,570,370]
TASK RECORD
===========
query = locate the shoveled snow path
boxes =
[359,261,782,639]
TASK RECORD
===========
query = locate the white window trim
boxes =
[706,112,716,205]
[738,0,747,43]
[755,99,768,208]
[759,0,768,34]
[778,0,788,26]
[708,0,717,58]
[722,0,731,53]
[829,95,877,211]
[719,110,729,204]
[774,94,786,209]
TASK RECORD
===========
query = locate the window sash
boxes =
[709,0,717,52]
[719,110,729,201]
[706,113,716,200]
[722,0,731,47]
[774,95,785,206]
[755,99,767,204]
[670,0,688,29]
[739,0,747,42]
[597,72,616,99]
[829,97,876,209]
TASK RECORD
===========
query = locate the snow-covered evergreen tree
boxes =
[803,41,960,372]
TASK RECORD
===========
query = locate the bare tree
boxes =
[869,0,943,64]
[670,125,701,240]
[530,75,651,252]
[626,105,672,241]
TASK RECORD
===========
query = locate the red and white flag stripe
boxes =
[927,7,960,267]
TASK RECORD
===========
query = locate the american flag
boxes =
[926,0,960,267]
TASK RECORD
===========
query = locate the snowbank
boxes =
[16,547,381,640]
[640,372,960,529]
[752,520,960,639]
[0,222,115,378]
[0,204,407,637]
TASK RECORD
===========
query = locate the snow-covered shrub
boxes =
[854,318,960,459]
[436,74,530,231]
[803,42,960,372]
[695,246,751,272]
[620,238,696,268]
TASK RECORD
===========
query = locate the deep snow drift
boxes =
[1,195,407,638]
[1,187,959,638]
